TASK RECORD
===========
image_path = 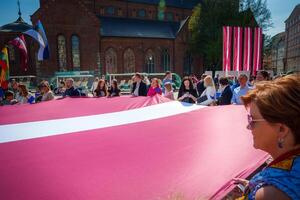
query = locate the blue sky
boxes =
[0,0,299,37]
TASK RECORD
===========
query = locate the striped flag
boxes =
[0,47,9,89]
[223,26,232,72]
[233,27,242,71]
[0,96,268,200]
[9,35,28,71]
[253,27,263,75]
[24,20,49,61]
[243,27,252,71]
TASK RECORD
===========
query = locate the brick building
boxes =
[285,4,300,73]
[270,32,285,74]
[0,0,203,78]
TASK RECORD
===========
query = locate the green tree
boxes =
[189,0,272,70]
[240,0,273,31]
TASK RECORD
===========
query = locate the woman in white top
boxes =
[198,75,216,106]
[90,77,99,93]
[16,84,35,104]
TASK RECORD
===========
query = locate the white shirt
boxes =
[199,86,216,106]
[133,81,140,96]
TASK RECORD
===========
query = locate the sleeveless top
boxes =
[243,148,300,200]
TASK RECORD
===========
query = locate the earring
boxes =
[278,138,284,149]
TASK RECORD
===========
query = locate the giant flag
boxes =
[233,27,243,72]
[223,26,232,72]
[253,27,263,75]
[0,96,269,200]
[9,35,28,71]
[0,47,9,89]
[243,27,252,71]
[24,20,49,61]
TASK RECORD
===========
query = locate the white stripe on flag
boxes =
[256,28,261,72]
[226,26,230,71]
[0,101,205,144]
[247,28,251,71]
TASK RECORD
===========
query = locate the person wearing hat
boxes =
[163,81,174,100]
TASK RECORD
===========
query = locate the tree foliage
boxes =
[188,0,272,70]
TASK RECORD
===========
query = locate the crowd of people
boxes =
[0,70,299,200]
[0,70,293,106]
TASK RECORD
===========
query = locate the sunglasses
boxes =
[247,114,265,130]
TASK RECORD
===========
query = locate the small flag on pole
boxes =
[9,35,28,71]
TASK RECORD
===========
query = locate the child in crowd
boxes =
[163,82,174,100]
[147,78,162,97]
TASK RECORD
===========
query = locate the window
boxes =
[123,48,135,73]
[145,49,155,73]
[166,12,173,21]
[161,49,170,71]
[71,35,80,71]
[138,9,146,18]
[183,52,193,75]
[106,6,115,15]
[105,48,117,74]
[57,35,67,71]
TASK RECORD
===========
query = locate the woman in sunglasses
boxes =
[235,74,300,200]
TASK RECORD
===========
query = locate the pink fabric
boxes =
[223,26,232,71]
[0,95,170,125]
[233,27,242,71]
[243,27,252,71]
[0,98,268,200]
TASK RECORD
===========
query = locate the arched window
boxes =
[105,48,117,74]
[145,49,155,73]
[161,49,170,72]
[71,35,80,71]
[138,9,146,18]
[106,6,115,15]
[183,52,193,75]
[123,48,135,73]
[57,35,67,71]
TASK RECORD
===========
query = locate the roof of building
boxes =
[127,0,201,9]
[285,4,300,22]
[99,16,187,39]
[0,16,32,33]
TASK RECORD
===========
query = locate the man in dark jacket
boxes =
[217,77,233,105]
[196,74,207,96]
[131,73,147,96]
[63,78,80,97]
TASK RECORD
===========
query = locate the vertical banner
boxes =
[253,27,263,75]
[243,27,252,71]
[223,26,232,72]
[233,27,242,71]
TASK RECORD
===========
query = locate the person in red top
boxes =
[147,78,162,97]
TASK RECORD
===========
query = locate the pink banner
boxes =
[233,27,243,71]
[0,96,268,200]
[243,27,252,71]
[253,27,263,75]
[223,26,232,71]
